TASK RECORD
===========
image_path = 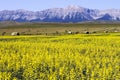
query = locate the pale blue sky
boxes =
[0,0,120,11]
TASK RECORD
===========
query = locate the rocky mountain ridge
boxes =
[0,5,120,22]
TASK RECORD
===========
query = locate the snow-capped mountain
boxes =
[0,5,120,22]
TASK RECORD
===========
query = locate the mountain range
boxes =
[0,5,120,22]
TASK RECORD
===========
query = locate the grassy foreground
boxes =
[0,34,120,80]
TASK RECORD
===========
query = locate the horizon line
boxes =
[0,5,120,11]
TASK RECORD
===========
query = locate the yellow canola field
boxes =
[0,34,120,80]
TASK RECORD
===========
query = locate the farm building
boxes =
[11,32,20,36]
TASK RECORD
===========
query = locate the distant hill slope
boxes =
[0,5,120,22]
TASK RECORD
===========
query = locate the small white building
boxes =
[68,31,72,34]
[11,32,20,36]
[114,30,118,32]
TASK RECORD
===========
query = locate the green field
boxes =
[1,22,120,35]
[0,34,120,79]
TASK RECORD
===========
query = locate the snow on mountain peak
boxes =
[66,5,82,9]
[0,6,120,22]
[65,5,86,12]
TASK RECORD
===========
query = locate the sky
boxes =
[0,0,120,11]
